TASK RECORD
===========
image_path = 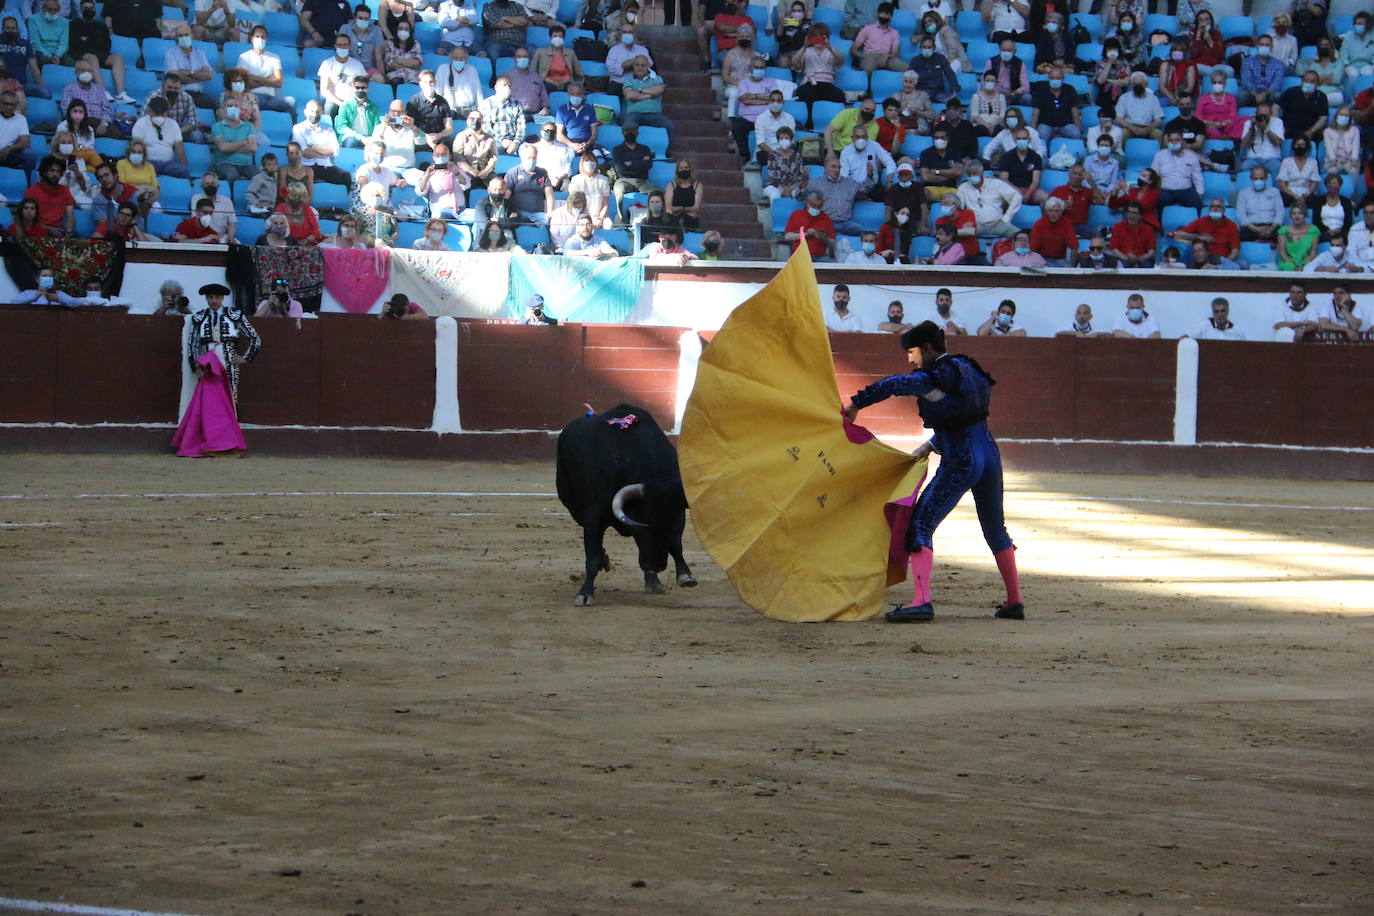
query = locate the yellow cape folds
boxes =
[679,244,927,622]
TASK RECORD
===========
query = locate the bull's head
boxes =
[611,484,648,528]
[610,479,688,574]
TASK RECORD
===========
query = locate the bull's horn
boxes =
[611,484,648,528]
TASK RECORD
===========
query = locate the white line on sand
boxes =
[0,899,205,916]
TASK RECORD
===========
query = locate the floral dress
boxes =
[384,41,423,84]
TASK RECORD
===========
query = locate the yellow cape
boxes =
[679,244,927,622]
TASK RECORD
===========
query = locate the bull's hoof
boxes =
[574,593,594,606]
[677,573,698,588]
[644,581,667,594]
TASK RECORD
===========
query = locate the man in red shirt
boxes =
[784,190,836,260]
[1048,163,1093,231]
[1108,201,1158,268]
[23,156,75,235]
[937,191,982,263]
[1170,196,1241,263]
[173,198,228,243]
[710,1,752,66]
[1030,196,1079,266]
[95,202,156,242]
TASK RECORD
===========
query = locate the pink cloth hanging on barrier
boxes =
[322,247,391,314]
[171,350,247,457]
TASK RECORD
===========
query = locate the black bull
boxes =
[555,404,697,605]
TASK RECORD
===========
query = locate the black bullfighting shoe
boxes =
[885,602,935,623]
[994,602,1025,620]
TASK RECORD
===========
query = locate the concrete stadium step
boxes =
[665,101,721,120]
[674,151,741,170]
[711,219,771,239]
[653,50,708,71]
[670,117,725,138]
[726,238,776,259]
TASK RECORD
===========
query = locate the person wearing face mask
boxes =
[881,158,926,227]
[1030,64,1082,144]
[209,99,257,183]
[551,79,596,158]
[1278,72,1330,142]
[0,16,48,104]
[1198,299,1253,341]
[1057,303,1104,338]
[971,71,1007,135]
[68,0,134,104]
[1115,72,1163,140]
[662,157,704,229]
[130,96,191,179]
[481,0,528,60]
[274,140,314,202]
[255,212,299,247]
[1186,10,1229,82]
[291,100,350,188]
[410,217,452,252]
[26,0,68,69]
[114,138,160,194]
[15,267,84,308]
[751,89,796,168]
[793,24,846,128]
[983,0,1028,44]
[234,26,293,117]
[622,54,674,135]
[1195,76,1242,144]
[435,0,478,55]
[300,0,355,49]
[1101,0,1144,39]
[1234,166,1284,242]
[720,21,757,105]
[59,59,125,139]
[957,160,1020,238]
[1112,294,1161,339]
[503,141,555,226]
[1083,135,1122,199]
[337,76,382,147]
[1170,196,1240,267]
[607,26,654,88]
[974,299,1024,338]
[380,0,418,42]
[173,198,228,243]
[709,0,752,66]
[695,229,726,260]
[1238,36,1286,109]
[1032,13,1076,76]
[917,127,964,202]
[850,2,904,73]
[982,38,1031,106]
[322,214,365,248]
[982,109,1043,162]
[910,34,957,104]
[876,299,911,334]
[1093,38,1131,104]
[608,121,656,211]
[529,122,570,190]
[219,66,266,146]
[838,123,896,202]
[382,22,424,87]
[1108,201,1158,268]
[1156,40,1199,110]
[533,24,584,93]
[416,143,470,218]
[162,24,215,107]
[993,227,1046,267]
[1337,12,1374,92]
[726,53,776,158]
[774,2,811,69]
[435,46,483,120]
[822,93,876,155]
[839,229,883,265]
[1028,197,1076,266]
[1303,233,1364,273]
[274,180,323,246]
[783,189,836,260]
[1149,130,1204,210]
[1276,138,1320,207]
[760,124,805,202]
[1071,238,1119,271]
[318,35,369,112]
[479,75,529,155]
[1297,37,1345,105]
[917,11,969,73]
[1322,105,1361,176]
[995,127,1045,205]
[498,48,548,121]
[372,100,423,168]
[339,5,386,79]
[824,284,863,330]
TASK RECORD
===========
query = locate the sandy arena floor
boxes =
[0,454,1371,915]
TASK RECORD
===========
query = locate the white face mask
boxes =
[852,138,867,151]
[397,29,410,40]
[778,138,792,149]
[341,225,355,237]
[59,143,74,155]
[551,36,564,47]
[428,229,443,241]
[78,71,94,84]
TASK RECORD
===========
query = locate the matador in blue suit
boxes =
[842,321,1024,623]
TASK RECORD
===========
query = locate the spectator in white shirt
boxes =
[291,100,352,187]
[1112,293,1162,338]
[435,0,479,54]
[1319,283,1367,340]
[1272,281,1330,339]
[1151,130,1205,209]
[533,121,573,189]
[825,284,864,331]
[435,45,485,119]
[237,25,294,114]
[839,123,896,201]
[844,230,887,264]
[752,89,795,168]
[131,97,190,178]
[1237,103,1285,177]
[956,160,1020,237]
[164,24,215,107]
[319,33,368,114]
[605,24,653,87]
[1303,234,1365,273]
[1345,202,1374,271]
[1192,297,1247,340]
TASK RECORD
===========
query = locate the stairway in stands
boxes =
[639,24,774,261]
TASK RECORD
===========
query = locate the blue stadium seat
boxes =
[110,34,140,61]
[648,161,676,187]
[1048,138,1085,161]
[1011,204,1040,230]
[264,12,299,42]
[515,224,549,250]
[1144,14,1174,34]
[447,223,471,252]
[1240,241,1275,268]
[229,179,250,212]
[142,38,175,68]
[415,21,441,52]
[95,137,127,159]
[967,40,997,69]
[597,124,623,150]
[1072,15,1102,39]
[1085,205,1114,233]
[848,200,884,233]
[594,228,629,253]
[955,10,984,41]
[0,167,28,198]
[770,197,802,234]
[158,177,192,213]
[396,219,425,248]
[368,84,394,108]
[557,0,581,23]
[335,147,365,173]
[1161,204,1197,233]
[637,126,669,157]
[891,9,916,39]
[1203,170,1235,203]
[813,7,842,33]
[495,153,519,174]
[222,41,251,70]
[149,211,181,238]
[42,64,76,88]
[282,76,317,107]
[235,215,264,243]
[313,182,351,210]
[810,100,845,131]
[1218,16,1252,41]
[397,83,421,103]
[126,68,162,99]
[302,47,334,76]
[1080,104,1100,127]
[588,91,621,116]
[26,96,58,126]
[183,143,212,174]
[870,70,903,102]
[470,57,494,85]
[900,134,931,159]
[783,100,808,125]
[1124,137,1157,170]
[1038,169,1069,194]
[835,67,869,94]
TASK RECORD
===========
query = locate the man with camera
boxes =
[521,294,559,325]
[254,279,305,318]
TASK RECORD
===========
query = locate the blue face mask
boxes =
[862,241,876,254]
[1015,138,1029,150]
[920,48,933,57]
[39,275,54,289]
[996,312,1012,327]
[897,178,912,187]
[1045,21,1059,32]
[925,23,937,33]
[1000,50,1013,61]
[1127,307,1144,322]
[968,173,982,186]
[1120,20,1133,32]
[1252,179,1266,191]
[751,68,765,79]
[515,57,530,69]
[1048,78,1062,89]
[1014,246,1029,256]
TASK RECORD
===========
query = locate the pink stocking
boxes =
[994,547,1022,604]
[909,549,933,606]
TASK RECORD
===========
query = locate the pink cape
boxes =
[170,351,246,457]
[842,414,927,567]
